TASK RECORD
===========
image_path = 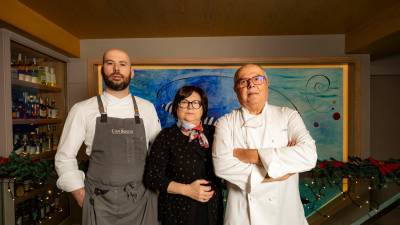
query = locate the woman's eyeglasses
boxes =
[178,100,202,109]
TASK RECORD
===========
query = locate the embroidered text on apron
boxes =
[82,95,159,225]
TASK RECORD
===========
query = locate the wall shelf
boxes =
[12,118,63,125]
[12,79,62,93]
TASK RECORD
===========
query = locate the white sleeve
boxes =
[55,104,86,192]
[212,116,253,191]
[146,103,161,147]
[258,110,317,178]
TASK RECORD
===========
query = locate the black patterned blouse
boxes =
[144,124,223,225]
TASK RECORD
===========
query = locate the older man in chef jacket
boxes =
[212,64,317,225]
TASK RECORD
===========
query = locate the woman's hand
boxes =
[183,179,214,203]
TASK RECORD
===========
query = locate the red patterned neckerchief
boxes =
[177,120,209,148]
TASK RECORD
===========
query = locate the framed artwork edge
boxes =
[88,56,359,158]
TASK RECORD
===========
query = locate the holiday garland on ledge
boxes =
[0,152,54,200]
[0,152,53,183]
[301,157,400,218]
[1,151,399,215]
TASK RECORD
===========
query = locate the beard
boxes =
[101,69,131,91]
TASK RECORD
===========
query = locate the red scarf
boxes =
[177,121,209,148]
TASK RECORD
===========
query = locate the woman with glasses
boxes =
[144,86,223,225]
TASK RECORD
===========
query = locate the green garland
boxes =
[0,152,53,183]
[301,157,400,217]
[308,157,400,189]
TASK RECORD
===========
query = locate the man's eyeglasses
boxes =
[178,100,202,109]
[236,75,267,88]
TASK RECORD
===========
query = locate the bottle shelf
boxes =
[13,118,62,125]
[15,183,53,205]
[30,150,57,160]
[1,29,70,225]
[12,79,62,93]
[41,208,69,225]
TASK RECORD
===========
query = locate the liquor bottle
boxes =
[35,128,41,154]
[51,98,58,119]
[21,134,28,154]
[47,125,53,151]
[54,191,61,211]
[50,67,56,87]
[23,56,32,83]
[38,66,46,85]
[28,132,36,155]
[51,125,59,148]
[30,198,40,224]
[45,66,51,86]
[39,134,44,153]
[31,58,39,84]
[11,57,19,80]
[32,96,39,119]
[13,133,21,152]
[12,100,18,118]
[44,194,51,216]
[45,97,50,118]
[39,96,47,118]
[16,53,25,81]
[25,95,33,119]
[21,92,29,119]
[15,203,23,225]
[21,200,33,225]
[37,195,46,220]
[41,128,49,152]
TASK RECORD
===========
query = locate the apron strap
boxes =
[131,96,141,124]
[97,95,107,123]
[97,95,140,124]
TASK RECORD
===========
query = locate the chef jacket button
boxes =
[268,197,272,202]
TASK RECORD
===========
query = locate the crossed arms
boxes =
[212,109,317,190]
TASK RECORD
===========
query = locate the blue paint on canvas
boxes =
[130,67,343,161]
[129,66,344,216]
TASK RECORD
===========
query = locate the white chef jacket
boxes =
[55,92,161,192]
[212,103,317,225]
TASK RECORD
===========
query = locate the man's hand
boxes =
[262,139,296,182]
[71,188,85,207]
[263,173,294,182]
[287,139,296,147]
[233,148,260,164]
[233,139,297,164]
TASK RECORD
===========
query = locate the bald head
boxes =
[234,64,267,83]
[102,48,131,64]
[233,63,269,114]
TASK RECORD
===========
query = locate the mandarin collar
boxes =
[241,102,268,120]
[102,91,132,106]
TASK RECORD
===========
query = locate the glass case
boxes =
[0,29,71,225]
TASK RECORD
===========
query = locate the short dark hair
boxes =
[171,86,208,121]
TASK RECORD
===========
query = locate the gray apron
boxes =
[82,95,159,225]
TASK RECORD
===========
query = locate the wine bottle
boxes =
[15,203,23,225]
[17,53,25,81]
[31,58,39,84]
[23,56,32,83]
[39,96,47,118]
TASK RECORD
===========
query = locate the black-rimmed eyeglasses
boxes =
[178,100,202,109]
